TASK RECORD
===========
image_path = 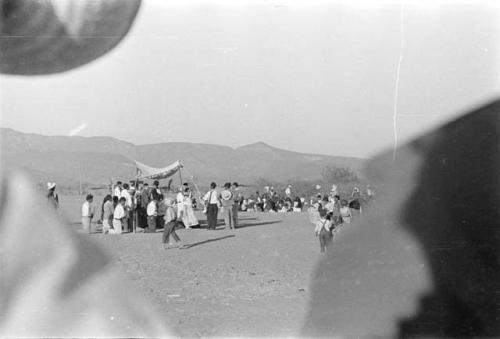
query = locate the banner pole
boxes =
[178,167,183,187]
[133,176,139,234]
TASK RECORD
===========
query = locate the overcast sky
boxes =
[0,0,498,158]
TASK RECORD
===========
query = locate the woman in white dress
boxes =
[181,187,199,228]
[176,187,184,216]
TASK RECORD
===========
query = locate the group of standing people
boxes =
[202,182,242,230]
[77,180,187,249]
[74,179,199,236]
[112,180,199,233]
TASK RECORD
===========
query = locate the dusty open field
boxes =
[60,195,324,337]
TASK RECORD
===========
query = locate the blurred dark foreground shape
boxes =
[0,0,174,337]
[0,172,174,337]
[303,100,499,337]
[0,0,141,75]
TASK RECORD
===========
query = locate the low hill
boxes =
[0,127,363,191]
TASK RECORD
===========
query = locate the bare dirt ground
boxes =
[60,195,323,337]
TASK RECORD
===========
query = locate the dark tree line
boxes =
[321,165,359,184]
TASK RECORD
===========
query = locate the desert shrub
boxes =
[321,166,359,184]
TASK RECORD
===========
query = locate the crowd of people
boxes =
[233,183,374,215]
[61,180,242,248]
[47,179,374,252]
[307,184,375,253]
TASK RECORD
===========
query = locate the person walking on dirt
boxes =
[314,209,333,253]
[46,182,59,209]
[162,198,184,249]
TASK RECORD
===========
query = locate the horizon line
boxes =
[0,126,366,160]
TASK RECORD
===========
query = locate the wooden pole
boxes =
[78,163,83,196]
[178,167,183,187]
[133,177,139,234]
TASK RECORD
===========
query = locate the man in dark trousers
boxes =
[203,182,219,230]
[232,182,242,228]
[139,182,150,229]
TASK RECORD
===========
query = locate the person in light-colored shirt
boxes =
[101,195,114,235]
[120,183,133,232]
[120,184,133,208]
[203,182,219,230]
[340,199,352,224]
[113,181,122,198]
[181,187,199,229]
[162,198,183,249]
[219,182,234,230]
[81,194,94,234]
[112,197,126,234]
[176,187,184,216]
[314,209,333,253]
[146,197,158,233]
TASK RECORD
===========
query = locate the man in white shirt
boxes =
[113,197,126,234]
[121,183,133,208]
[203,182,219,230]
[120,183,133,232]
[113,181,122,198]
[81,194,94,234]
[146,196,158,233]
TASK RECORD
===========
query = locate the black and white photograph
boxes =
[0,0,498,337]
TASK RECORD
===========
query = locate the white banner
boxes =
[135,160,183,180]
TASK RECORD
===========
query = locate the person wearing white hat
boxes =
[46,182,59,208]
[219,182,235,230]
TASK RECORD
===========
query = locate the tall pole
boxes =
[133,176,139,234]
[78,163,82,196]
[178,168,183,187]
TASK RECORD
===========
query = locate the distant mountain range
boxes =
[0,127,364,190]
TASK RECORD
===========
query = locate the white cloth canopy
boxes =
[135,160,183,180]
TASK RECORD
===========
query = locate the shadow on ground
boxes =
[236,220,282,229]
[183,235,236,249]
